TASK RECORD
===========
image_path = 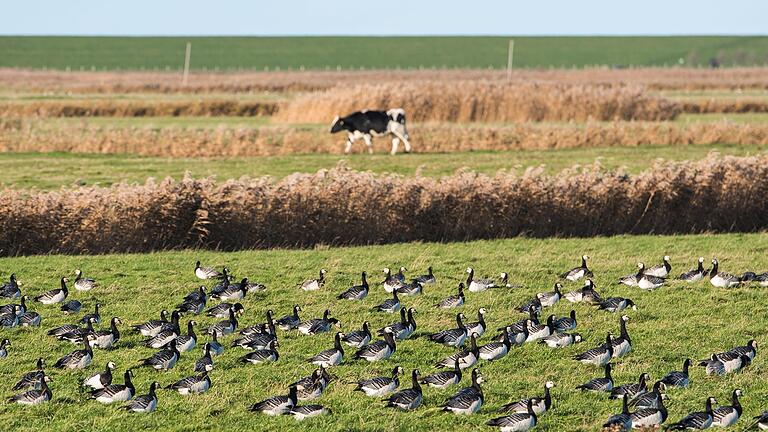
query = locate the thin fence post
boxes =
[507,39,515,82]
[182,42,192,86]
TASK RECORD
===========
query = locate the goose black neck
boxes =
[581,256,587,268]
[293,306,300,318]
[466,269,473,285]
[334,333,344,353]
[288,386,298,405]
[456,314,465,329]
[544,385,552,408]
[384,332,396,350]
[361,272,368,286]
[705,398,714,414]
[711,261,719,276]
[620,318,630,342]
[621,395,629,414]
[732,391,742,415]
[407,309,416,326]
[411,371,421,393]
[125,370,134,389]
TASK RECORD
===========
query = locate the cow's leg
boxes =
[363,134,373,154]
[393,131,411,153]
[390,137,400,155]
[345,133,355,154]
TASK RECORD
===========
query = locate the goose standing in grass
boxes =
[195,261,222,280]
[442,368,484,415]
[539,332,582,348]
[396,280,423,296]
[645,255,672,278]
[576,363,613,392]
[287,405,332,420]
[298,309,340,335]
[465,308,487,337]
[173,320,197,352]
[132,310,169,337]
[435,334,480,370]
[629,381,667,410]
[73,269,97,291]
[561,255,593,281]
[354,330,396,362]
[378,307,416,340]
[573,334,614,366]
[412,266,436,285]
[241,340,280,364]
[166,368,213,394]
[436,283,465,308]
[421,359,463,389]
[667,396,716,430]
[712,389,742,427]
[494,319,530,345]
[372,289,401,313]
[211,278,249,301]
[338,272,369,300]
[466,267,501,292]
[208,306,239,337]
[610,373,649,400]
[60,299,82,314]
[479,327,512,361]
[145,313,181,349]
[382,268,407,293]
[1,295,27,316]
[0,338,9,357]
[93,317,122,349]
[300,269,327,291]
[308,332,344,367]
[526,315,555,342]
[554,310,577,332]
[498,381,555,415]
[679,257,707,282]
[429,313,468,347]
[9,376,52,405]
[139,339,180,371]
[205,302,244,319]
[195,343,214,372]
[14,358,49,391]
[564,279,602,304]
[487,399,539,432]
[661,359,692,389]
[1,273,21,298]
[34,277,69,305]
[55,336,94,369]
[123,381,159,413]
[537,283,563,307]
[635,263,666,290]
[83,361,116,390]
[729,340,758,360]
[598,296,637,313]
[384,369,422,411]
[603,394,632,431]
[274,305,302,330]
[611,315,632,358]
[250,386,298,416]
[90,369,135,404]
[710,258,742,288]
[354,366,403,397]
[341,321,372,348]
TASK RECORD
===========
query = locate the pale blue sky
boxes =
[1,0,766,36]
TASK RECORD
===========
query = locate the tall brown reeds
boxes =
[1,154,767,256]
[0,100,278,117]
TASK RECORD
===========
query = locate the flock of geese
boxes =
[0,256,766,430]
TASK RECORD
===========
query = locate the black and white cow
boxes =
[330,108,411,155]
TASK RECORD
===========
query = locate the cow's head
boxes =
[387,108,406,124]
[329,116,344,133]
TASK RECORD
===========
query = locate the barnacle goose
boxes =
[384,369,422,411]
[48,318,94,338]
[712,389,742,427]
[9,376,52,405]
[435,334,480,369]
[171,320,197,352]
[539,332,582,348]
[396,280,423,296]
[183,286,207,303]
[308,332,344,367]
[645,255,672,278]
[293,367,330,401]
[207,306,239,337]
[498,381,555,415]
[629,395,668,428]
[487,399,538,432]
[435,283,465,308]
[274,305,302,330]
[354,330,396,362]
[1,295,27,316]
[73,269,97,291]
[603,394,632,431]
[0,310,18,328]
[58,318,97,344]
[132,310,170,337]
[139,339,180,371]
[19,309,41,327]
[598,296,637,313]
[729,339,758,360]
[667,396,716,430]
[378,307,416,340]
[611,315,632,358]
[60,299,82,314]
[575,363,613,392]
[209,270,231,295]
[231,321,277,350]
[34,277,69,304]
[573,334,614,366]
[178,288,207,314]
[90,369,135,404]
[354,366,403,397]
[494,320,529,346]
[710,258,742,288]
[300,269,327,291]
[660,359,692,389]
[629,381,667,409]
[428,313,468,347]
[195,343,214,372]
[14,358,49,391]
[337,272,369,300]
[466,267,500,292]
[288,404,332,420]
[679,257,707,282]
[78,302,100,324]
[167,368,213,394]
[194,261,222,280]
[561,255,593,281]
[699,353,751,375]
[382,267,407,293]
[54,336,94,369]
[564,279,602,304]
[250,386,298,416]
[478,328,512,361]
[83,361,116,390]
[144,314,181,349]
[421,358,463,389]
[554,310,577,332]
[525,315,555,342]
[465,308,487,337]
[93,316,122,349]
[207,332,224,356]
[372,289,401,313]
[298,309,340,335]
[0,338,10,357]
[618,271,639,287]
[610,373,649,400]
[0,273,21,298]
[516,296,542,315]
[205,302,244,319]
[211,278,249,301]
[342,321,372,348]
[123,381,159,413]
[537,283,563,307]
[634,263,666,290]
[442,368,484,415]
[412,266,436,285]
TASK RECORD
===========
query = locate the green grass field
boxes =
[0,234,766,431]
[1,36,767,70]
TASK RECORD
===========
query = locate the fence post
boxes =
[507,39,514,82]
[182,42,192,86]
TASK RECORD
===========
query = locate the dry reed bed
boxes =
[2,67,767,93]
[3,119,766,157]
[0,100,278,117]
[1,154,767,256]
[680,99,768,114]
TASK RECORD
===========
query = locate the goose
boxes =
[293,369,328,401]
[660,359,692,389]
[698,354,749,375]
[679,257,707,282]
[500,272,522,288]
[78,302,101,325]
[636,263,666,290]
[211,278,249,301]
[195,261,222,280]
[298,309,340,335]
[372,289,401,313]
[435,283,465,308]
[412,266,436,285]
[756,272,768,287]
[526,315,555,342]
[250,386,298,416]
[442,368,484,415]
[516,296,542,315]
[341,321,372,348]
[58,319,97,344]
[561,255,593,281]
[728,339,758,360]
[308,332,344,367]
[14,358,49,391]
[93,317,122,349]
[630,397,669,429]
[354,330,396,362]
[206,302,244,319]
[498,381,555,415]
[420,358,462,388]
[241,340,280,364]
[539,332,582,348]
[629,381,667,409]
[603,394,633,431]
[0,273,21,298]
[618,271,639,287]
[554,310,577,332]
[712,389,742,427]
[0,310,18,328]
[18,310,41,327]
[378,307,416,340]
[0,338,9,357]
[274,305,302,330]
[337,272,369,300]
[395,266,408,283]
[173,320,197,352]
[382,267,407,293]
[753,412,768,430]
[55,336,94,369]
[465,308,487,337]
[300,269,327,291]
[209,270,231,295]
[1,295,27,316]
[83,361,116,390]
[479,328,512,361]
[208,332,224,356]
[183,286,207,302]
[573,334,614,366]
[132,310,170,337]
[73,269,97,291]
[167,369,213,395]
[429,313,468,347]
[139,339,180,371]
[564,279,602,304]
[231,327,277,350]
[48,319,94,338]
[537,283,563,307]
[610,373,649,400]
[59,299,82,314]
[487,399,538,432]
[90,369,135,404]
[504,309,540,334]
[144,313,181,348]
[598,297,637,313]
[195,343,214,372]
[494,320,530,346]
[396,281,423,296]
[466,267,499,292]
[576,363,613,392]
[34,277,69,304]
[710,258,741,288]
[287,405,332,420]
[645,255,672,278]
[178,288,207,314]
[611,315,632,358]
[8,376,52,405]
[207,306,239,337]
[668,396,716,430]
[123,381,159,413]
[435,334,480,369]
[354,366,403,397]
[384,369,422,411]
[244,279,267,293]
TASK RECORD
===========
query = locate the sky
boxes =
[1,0,766,36]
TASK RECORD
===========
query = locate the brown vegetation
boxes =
[1,154,767,256]
[0,100,278,117]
